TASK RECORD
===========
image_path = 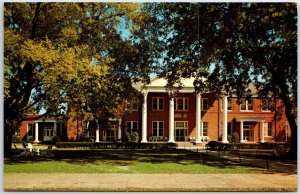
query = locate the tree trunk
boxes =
[279,88,297,158]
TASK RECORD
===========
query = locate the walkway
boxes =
[4,173,297,191]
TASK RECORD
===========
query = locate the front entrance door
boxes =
[175,121,188,141]
[43,128,54,141]
[105,124,117,142]
[243,123,254,141]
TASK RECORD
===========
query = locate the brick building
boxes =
[19,77,291,144]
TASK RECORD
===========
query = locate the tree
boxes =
[4,2,150,156]
[146,3,297,156]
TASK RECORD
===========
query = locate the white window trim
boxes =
[261,100,271,112]
[126,99,139,111]
[152,97,164,111]
[220,98,233,112]
[264,122,273,137]
[202,121,209,137]
[27,124,33,140]
[240,99,254,112]
[175,97,189,111]
[126,121,138,132]
[152,121,164,137]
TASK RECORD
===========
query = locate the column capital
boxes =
[142,89,148,96]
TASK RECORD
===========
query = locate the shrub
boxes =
[56,142,94,148]
[12,135,21,143]
[51,136,60,145]
[230,132,239,143]
[125,131,139,143]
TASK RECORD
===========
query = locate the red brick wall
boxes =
[124,93,291,142]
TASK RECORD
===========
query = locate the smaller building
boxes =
[19,114,66,142]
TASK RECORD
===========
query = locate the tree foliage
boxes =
[146,3,297,155]
[4,2,151,155]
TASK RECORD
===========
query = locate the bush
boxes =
[230,132,239,143]
[51,136,60,145]
[12,135,21,143]
[56,142,94,148]
[125,131,139,143]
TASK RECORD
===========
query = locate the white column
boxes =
[34,122,39,143]
[95,127,100,143]
[118,118,122,141]
[195,93,202,143]
[53,122,57,136]
[222,96,229,143]
[240,120,244,143]
[168,97,175,143]
[261,122,265,143]
[141,90,148,143]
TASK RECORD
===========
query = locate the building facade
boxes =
[18,77,291,144]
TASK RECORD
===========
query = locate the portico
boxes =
[137,77,204,143]
[236,116,266,143]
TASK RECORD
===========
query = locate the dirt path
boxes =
[4,173,297,191]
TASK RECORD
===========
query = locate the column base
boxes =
[240,140,245,143]
[221,140,229,143]
[95,140,100,143]
[195,139,202,143]
[141,140,148,143]
[168,140,175,143]
[34,140,40,143]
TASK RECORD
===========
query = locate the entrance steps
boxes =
[177,141,206,150]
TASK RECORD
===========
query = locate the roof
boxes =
[132,76,258,95]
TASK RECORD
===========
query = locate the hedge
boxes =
[55,142,177,149]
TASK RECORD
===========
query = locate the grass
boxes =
[4,149,260,174]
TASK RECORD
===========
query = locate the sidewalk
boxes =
[4,173,297,191]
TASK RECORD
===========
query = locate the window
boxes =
[175,98,189,110]
[126,98,139,111]
[266,122,272,137]
[152,97,164,110]
[27,124,34,140]
[202,122,208,136]
[240,99,254,111]
[175,121,188,141]
[126,121,138,133]
[202,98,209,111]
[220,122,232,136]
[261,99,271,112]
[152,121,164,137]
[220,98,233,111]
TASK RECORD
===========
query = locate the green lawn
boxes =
[4,149,260,174]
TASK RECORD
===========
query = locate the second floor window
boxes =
[126,121,138,133]
[220,98,232,111]
[175,98,189,110]
[152,97,164,110]
[240,99,253,111]
[261,99,274,112]
[202,98,209,111]
[126,98,139,111]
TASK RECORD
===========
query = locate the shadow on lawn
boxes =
[5,149,297,175]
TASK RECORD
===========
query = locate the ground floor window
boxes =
[175,121,188,141]
[152,121,164,137]
[106,124,117,141]
[126,121,138,133]
[243,122,254,141]
[43,128,54,141]
[202,122,208,136]
[266,122,272,137]
[27,124,34,140]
